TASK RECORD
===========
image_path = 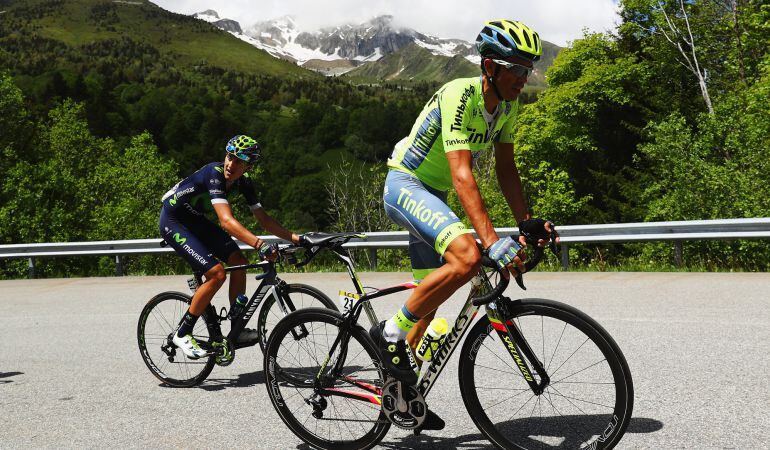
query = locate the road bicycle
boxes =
[263,237,634,449]
[137,238,344,387]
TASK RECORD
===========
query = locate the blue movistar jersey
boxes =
[161,162,261,216]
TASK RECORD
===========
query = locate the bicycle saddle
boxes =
[302,232,364,246]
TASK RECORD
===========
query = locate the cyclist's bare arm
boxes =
[494,142,530,224]
[494,142,559,247]
[252,208,300,244]
[446,150,498,248]
[212,202,262,248]
[448,149,525,274]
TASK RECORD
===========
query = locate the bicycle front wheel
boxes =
[257,283,338,352]
[264,308,389,450]
[137,291,217,387]
[459,298,633,449]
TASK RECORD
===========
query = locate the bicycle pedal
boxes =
[212,339,235,366]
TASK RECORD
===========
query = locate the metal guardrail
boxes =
[1,218,769,277]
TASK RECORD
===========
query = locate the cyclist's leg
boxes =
[404,235,440,347]
[192,217,245,305]
[160,211,225,316]
[189,264,226,316]
[191,217,258,341]
[160,209,226,356]
[404,235,480,344]
[383,169,480,324]
[225,252,248,303]
[380,170,480,381]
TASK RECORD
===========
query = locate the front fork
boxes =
[486,300,550,395]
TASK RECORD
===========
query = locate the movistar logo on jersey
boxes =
[450,85,475,132]
[173,233,186,245]
[168,186,195,206]
[182,243,208,266]
[397,188,449,230]
[214,166,224,173]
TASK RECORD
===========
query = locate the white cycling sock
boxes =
[383,319,406,342]
[382,305,420,342]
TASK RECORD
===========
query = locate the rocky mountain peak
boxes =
[362,15,395,31]
[246,15,298,46]
[197,9,219,18]
[192,9,219,22]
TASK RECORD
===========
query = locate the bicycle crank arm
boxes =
[396,381,408,413]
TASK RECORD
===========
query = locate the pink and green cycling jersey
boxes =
[387,76,519,192]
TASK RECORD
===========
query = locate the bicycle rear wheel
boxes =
[264,308,390,450]
[257,283,337,353]
[459,298,633,449]
[137,291,217,387]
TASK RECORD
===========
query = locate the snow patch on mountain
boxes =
[192,9,219,23]
[192,11,482,75]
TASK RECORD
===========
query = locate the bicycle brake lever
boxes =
[549,239,558,255]
[515,273,526,290]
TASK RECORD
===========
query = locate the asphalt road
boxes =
[1,272,768,449]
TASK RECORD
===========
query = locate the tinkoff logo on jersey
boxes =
[397,188,449,230]
[445,137,470,147]
[444,127,503,147]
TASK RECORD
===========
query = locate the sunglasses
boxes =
[227,152,256,165]
[490,59,533,78]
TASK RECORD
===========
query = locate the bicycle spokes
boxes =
[266,311,388,445]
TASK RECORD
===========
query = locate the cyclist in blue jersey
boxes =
[371,20,560,393]
[160,135,306,358]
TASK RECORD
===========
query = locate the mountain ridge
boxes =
[192,11,562,85]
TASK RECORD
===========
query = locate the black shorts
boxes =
[159,207,240,273]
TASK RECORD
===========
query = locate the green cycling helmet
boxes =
[476,19,542,62]
[226,135,261,164]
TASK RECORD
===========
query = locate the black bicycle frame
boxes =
[309,249,554,405]
[196,262,301,349]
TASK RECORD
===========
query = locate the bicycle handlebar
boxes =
[471,238,548,306]
[280,233,360,268]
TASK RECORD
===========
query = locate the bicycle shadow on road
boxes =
[157,370,265,391]
[0,371,24,384]
[197,370,265,391]
[368,416,663,449]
